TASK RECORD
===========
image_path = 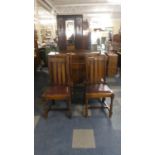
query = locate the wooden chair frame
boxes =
[42,54,72,118]
[84,55,114,117]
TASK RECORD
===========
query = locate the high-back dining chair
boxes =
[42,54,72,118]
[84,54,114,117]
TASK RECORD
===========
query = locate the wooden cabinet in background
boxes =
[74,16,83,49]
[57,15,83,51]
[112,33,121,52]
[106,52,118,77]
[57,16,66,50]
[82,20,90,50]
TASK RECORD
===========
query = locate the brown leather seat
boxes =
[86,84,113,97]
[42,86,70,99]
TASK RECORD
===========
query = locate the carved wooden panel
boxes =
[57,15,83,51]
[75,16,83,49]
[57,16,67,50]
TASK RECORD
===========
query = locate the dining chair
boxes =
[42,54,72,118]
[84,54,114,117]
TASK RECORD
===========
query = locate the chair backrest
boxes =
[85,55,107,85]
[69,52,100,84]
[48,54,70,86]
[69,53,86,84]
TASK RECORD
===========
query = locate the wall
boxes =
[112,19,121,35]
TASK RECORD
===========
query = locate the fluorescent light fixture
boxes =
[107,0,121,4]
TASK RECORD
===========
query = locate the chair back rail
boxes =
[86,55,107,85]
[48,55,70,86]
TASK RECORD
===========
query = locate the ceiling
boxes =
[37,0,121,19]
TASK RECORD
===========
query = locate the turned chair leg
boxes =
[100,97,105,107]
[42,99,50,119]
[52,99,55,105]
[85,98,88,117]
[66,98,72,118]
[109,94,114,118]
[101,97,105,103]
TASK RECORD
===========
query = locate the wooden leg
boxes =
[47,99,55,110]
[109,94,114,118]
[52,99,55,105]
[101,97,105,103]
[85,98,88,117]
[66,98,72,118]
[42,99,50,119]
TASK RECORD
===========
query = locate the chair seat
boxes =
[86,83,113,96]
[42,86,70,100]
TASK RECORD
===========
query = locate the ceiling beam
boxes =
[58,11,121,14]
[45,0,59,13]
[37,0,59,14]
[38,0,52,12]
[55,3,121,7]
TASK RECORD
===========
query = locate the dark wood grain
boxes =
[57,15,83,50]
